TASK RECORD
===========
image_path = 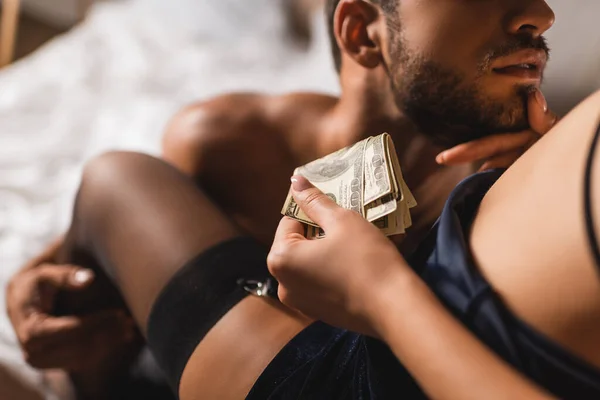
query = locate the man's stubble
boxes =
[385,22,547,147]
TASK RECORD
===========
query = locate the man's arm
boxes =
[161,103,211,178]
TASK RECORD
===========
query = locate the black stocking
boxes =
[55,151,244,399]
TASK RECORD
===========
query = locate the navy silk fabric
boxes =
[247,170,600,399]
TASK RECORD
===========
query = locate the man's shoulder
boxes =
[166,92,331,142]
[172,91,335,134]
[166,93,270,142]
[163,92,336,154]
[161,93,270,174]
[162,92,335,177]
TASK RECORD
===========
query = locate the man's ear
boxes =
[334,0,385,69]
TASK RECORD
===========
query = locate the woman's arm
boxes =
[268,177,554,400]
[368,269,553,400]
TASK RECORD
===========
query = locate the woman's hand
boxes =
[436,88,558,171]
[269,177,555,400]
[268,176,409,336]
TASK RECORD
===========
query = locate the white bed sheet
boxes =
[0,1,339,397]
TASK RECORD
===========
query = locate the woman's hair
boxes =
[326,0,398,72]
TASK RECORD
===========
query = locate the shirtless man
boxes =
[6,0,558,397]
[160,0,556,248]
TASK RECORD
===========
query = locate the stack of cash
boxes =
[281,133,417,239]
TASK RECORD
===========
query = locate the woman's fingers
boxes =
[478,149,524,172]
[528,89,559,135]
[437,131,534,165]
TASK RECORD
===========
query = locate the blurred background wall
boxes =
[543,0,600,115]
[20,0,81,27]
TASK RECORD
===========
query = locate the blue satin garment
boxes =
[247,170,600,399]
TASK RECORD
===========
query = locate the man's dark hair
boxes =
[326,0,398,72]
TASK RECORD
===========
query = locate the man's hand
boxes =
[6,263,136,372]
[436,88,558,171]
[268,176,409,336]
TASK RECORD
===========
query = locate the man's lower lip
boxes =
[492,67,541,80]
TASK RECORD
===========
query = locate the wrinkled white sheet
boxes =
[0,1,339,397]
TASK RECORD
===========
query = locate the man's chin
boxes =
[422,110,529,148]
[475,90,529,134]
[397,81,531,147]
[492,100,530,133]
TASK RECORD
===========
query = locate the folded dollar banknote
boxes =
[281,133,417,238]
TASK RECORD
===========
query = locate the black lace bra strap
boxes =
[583,118,600,272]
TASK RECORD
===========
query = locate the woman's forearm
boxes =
[368,268,554,400]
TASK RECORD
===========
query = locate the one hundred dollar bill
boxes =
[282,139,367,225]
[281,133,416,238]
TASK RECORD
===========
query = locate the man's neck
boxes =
[318,68,448,189]
[318,79,473,252]
[283,66,473,251]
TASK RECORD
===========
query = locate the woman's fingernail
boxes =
[534,89,548,113]
[436,152,446,164]
[291,176,312,192]
[72,269,94,285]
